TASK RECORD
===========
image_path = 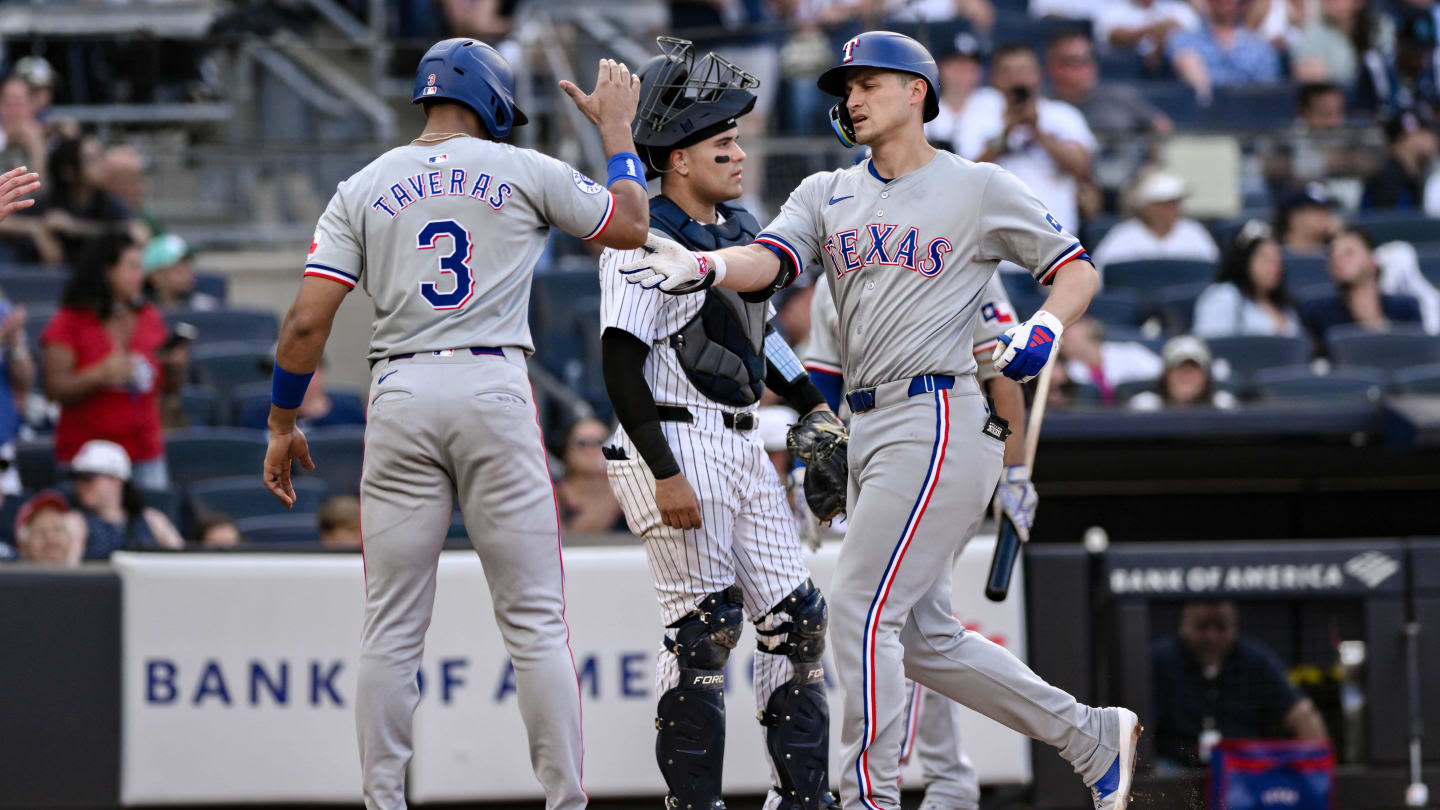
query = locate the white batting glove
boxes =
[616,234,726,294]
[992,310,1063,383]
[993,464,1037,543]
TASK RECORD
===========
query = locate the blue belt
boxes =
[389,346,504,361]
[845,374,955,414]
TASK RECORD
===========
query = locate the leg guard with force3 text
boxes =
[756,579,838,810]
[657,585,745,810]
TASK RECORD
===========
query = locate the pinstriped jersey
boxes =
[755,154,1085,390]
[806,270,1017,385]
[598,222,774,414]
[304,138,615,361]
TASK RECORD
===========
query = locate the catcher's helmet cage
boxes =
[633,37,759,177]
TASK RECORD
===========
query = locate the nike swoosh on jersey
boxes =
[828,195,855,205]
[378,370,398,385]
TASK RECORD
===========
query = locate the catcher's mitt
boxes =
[787,410,849,521]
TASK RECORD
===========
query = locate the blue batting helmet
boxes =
[817,32,940,123]
[413,38,528,139]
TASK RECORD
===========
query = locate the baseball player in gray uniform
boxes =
[598,38,840,810]
[615,31,1141,810]
[262,39,651,810]
[808,270,1037,810]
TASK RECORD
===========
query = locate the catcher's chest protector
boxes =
[651,196,769,407]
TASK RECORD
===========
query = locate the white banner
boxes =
[116,537,1028,805]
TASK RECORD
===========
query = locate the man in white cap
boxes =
[1091,169,1220,277]
[68,439,183,558]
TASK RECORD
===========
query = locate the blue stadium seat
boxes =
[164,428,268,485]
[193,272,228,303]
[141,487,184,527]
[300,427,366,494]
[17,438,57,490]
[1204,84,1296,129]
[1418,251,1440,289]
[230,383,366,430]
[1086,289,1144,328]
[189,475,329,523]
[167,308,277,346]
[1153,282,1209,333]
[530,269,600,379]
[1080,215,1119,250]
[1254,365,1385,401]
[1391,362,1440,393]
[190,340,274,409]
[0,270,65,306]
[1348,210,1440,245]
[180,385,217,427]
[1282,253,1330,291]
[235,513,320,544]
[1327,325,1440,371]
[1206,335,1311,378]
[1105,259,1217,292]
[1112,379,1156,403]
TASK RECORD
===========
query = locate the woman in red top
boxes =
[41,233,169,488]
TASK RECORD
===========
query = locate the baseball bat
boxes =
[985,353,1055,602]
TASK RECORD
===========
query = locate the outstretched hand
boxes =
[0,166,40,224]
[558,58,641,128]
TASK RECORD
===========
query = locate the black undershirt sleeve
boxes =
[765,364,827,416]
[601,327,681,480]
[738,253,799,303]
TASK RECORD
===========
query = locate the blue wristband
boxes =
[607,152,646,191]
[271,365,315,410]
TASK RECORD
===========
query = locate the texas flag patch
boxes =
[427,153,449,164]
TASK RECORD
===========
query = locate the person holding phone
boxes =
[958,42,1097,235]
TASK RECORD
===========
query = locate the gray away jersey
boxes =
[756,154,1085,390]
[807,270,1018,385]
[305,138,615,361]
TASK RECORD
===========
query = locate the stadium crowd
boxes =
[0,0,1437,561]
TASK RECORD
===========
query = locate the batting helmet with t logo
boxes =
[817,31,940,146]
[413,38,528,140]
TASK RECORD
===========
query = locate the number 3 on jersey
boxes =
[417,219,474,310]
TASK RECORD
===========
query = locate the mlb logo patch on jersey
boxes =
[427,153,449,164]
[571,169,604,195]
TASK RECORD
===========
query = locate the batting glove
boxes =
[993,464,1037,543]
[616,234,725,294]
[992,310,1063,383]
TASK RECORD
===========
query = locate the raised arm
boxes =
[560,59,649,250]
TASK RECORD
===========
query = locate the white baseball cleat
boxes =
[1089,708,1142,810]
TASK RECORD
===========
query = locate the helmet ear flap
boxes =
[829,103,856,148]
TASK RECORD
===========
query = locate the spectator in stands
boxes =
[12,56,57,125]
[0,290,34,494]
[1168,0,1283,105]
[1059,316,1164,405]
[13,490,83,565]
[1363,108,1439,210]
[44,135,147,262]
[1129,335,1238,410]
[296,364,366,429]
[69,439,183,559]
[1028,0,1104,23]
[101,146,162,238]
[1357,5,1440,117]
[1194,219,1302,337]
[1301,225,1423,344]
[439,0,516,41]
[1276,183,1342,255]
[1298,80,1346,131]
[193,512,241,549]
[1271,81,1379,187]
[143,233,218,311]
[41,234,170,489]
[1152,600,1329,769]
[881,0,994,33]
[0,76,47,182]
[1092,171,1219,275]
[1289,0,1367,83]
[1094,0,1201,70]
[556,417,627,534]
[318,495,362,549]
[1046,30,1174,137]
[961,43,1096,234]
[925,33,986,153]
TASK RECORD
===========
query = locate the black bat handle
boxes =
[985,517,1022,602]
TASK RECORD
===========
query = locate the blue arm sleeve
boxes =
[809,367,844,412]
